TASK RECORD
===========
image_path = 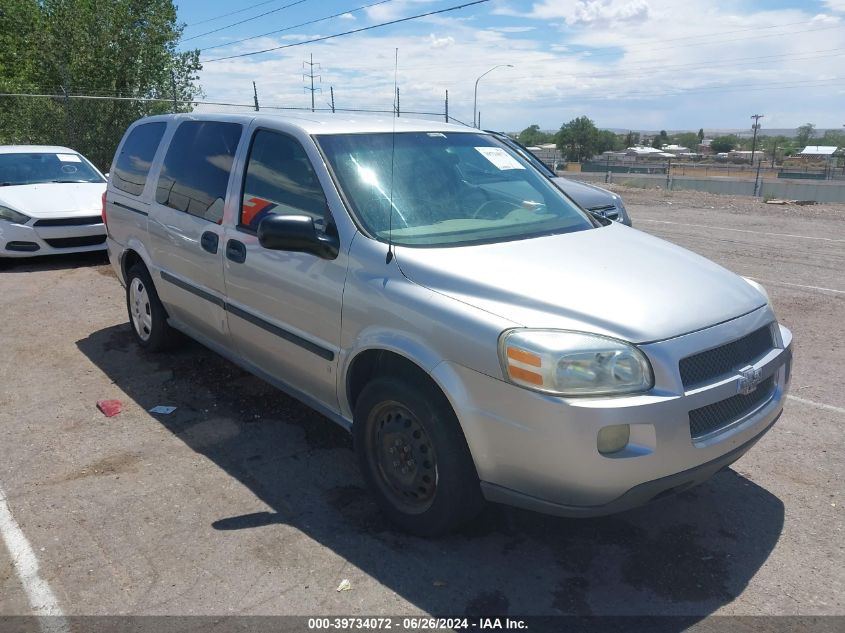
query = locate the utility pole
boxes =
[750,113,764,166]
[329,86,335,113]
[395,86,400,117]
[171,70,178,113]
[444,89,449,123]
[303,53,321,112]
[253,81,259,111]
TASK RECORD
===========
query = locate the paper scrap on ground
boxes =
[96,399,122,417]
[149,406,177,414]
[336,579,352,592]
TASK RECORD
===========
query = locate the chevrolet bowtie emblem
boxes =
[737,366,763,395]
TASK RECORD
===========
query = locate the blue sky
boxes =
[175,0,845,133]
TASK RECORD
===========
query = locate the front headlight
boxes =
[0,205,31,225]
[499,329,653,396]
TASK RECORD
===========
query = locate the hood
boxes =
[552,176,618,210]
[0,182,106,219]
[395,223,766,344]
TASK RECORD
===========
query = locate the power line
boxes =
[199,0,399,53]
[201,0,492,62]
[185,0,285,28]
[182,0,312,43]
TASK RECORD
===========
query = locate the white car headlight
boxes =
[499,329,653,396]
[0,205,31,225]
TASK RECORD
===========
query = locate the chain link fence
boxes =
[0,93,469,172]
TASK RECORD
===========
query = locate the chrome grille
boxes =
[688,376,775,440]
[680,325,774,389]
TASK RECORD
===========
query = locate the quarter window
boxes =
[240,130,329,230]
[155,121,242,223]
[113,122,166,196]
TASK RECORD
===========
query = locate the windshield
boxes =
[316,132,594,247]
[0,152,104,186]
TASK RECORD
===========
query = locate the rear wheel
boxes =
[353,376,484,536]
[125,264,178,351]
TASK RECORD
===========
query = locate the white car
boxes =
[0,145,107,259]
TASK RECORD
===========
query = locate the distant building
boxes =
[799,146,839,158]
[661,144,689,154]
[625,145,675,159]
[698,139,713,155]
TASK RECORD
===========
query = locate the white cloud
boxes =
[823,0,845,12]
[195,1,845,131]
[533,0,650,25]
[428,33,455,48]
[365,0,440,23]
[339,13,356,21]
[491,26,536,33]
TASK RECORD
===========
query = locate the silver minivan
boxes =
[104,113,792,535]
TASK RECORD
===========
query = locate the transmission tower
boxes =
[303,54,321,113]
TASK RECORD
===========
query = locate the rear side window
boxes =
[240,130,329,230]
[155,121,242,223]
[112,122,166,196]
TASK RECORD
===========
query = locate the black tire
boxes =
[353,375,484,536]
[125,264,179,352]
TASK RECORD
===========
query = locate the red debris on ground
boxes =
[96,399,123,417]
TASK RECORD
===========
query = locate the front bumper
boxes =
[0,219,106,257]
[434,306,792,516]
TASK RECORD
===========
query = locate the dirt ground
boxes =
[0,186,843,626]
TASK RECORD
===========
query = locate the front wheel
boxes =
[353,376,484,536]
[125,264,179,351]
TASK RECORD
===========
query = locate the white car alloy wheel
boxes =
[129,277,153,341]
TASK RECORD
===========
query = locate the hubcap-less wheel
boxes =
[368,401,438,514]
[129,278,153,341]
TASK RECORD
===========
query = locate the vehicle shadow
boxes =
[0,251,109,273]
[76,324,784,624]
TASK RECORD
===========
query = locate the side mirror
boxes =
[257,214,339,260]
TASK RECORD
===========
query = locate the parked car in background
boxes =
[105,113,791,536]
[489,131,632,225]
[0,146,107,259]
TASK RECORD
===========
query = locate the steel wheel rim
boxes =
[367,401,438,514]
[129,278,153,342]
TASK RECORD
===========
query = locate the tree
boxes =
[596,129,622,154]
[0,0,202,169]
[710,135,738,153]
[674,132,699,151]
[698,128,705,143]
[821,129,845,148]
[517,124,554,147]
[556,116,600,162]
[796,123,816,147]
[624,131,640,147]
[651,129,669,149]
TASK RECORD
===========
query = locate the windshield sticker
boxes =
[474,147,525,170]
[57,154,81,163]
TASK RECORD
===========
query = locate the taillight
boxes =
[101,191,108,233]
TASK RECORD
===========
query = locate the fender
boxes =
[337,330,447,420]
[118,236,157,284]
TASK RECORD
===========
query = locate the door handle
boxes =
[200,231,219,254]
[226,239,247,263]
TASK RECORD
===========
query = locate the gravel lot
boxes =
[0,186,842,625]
